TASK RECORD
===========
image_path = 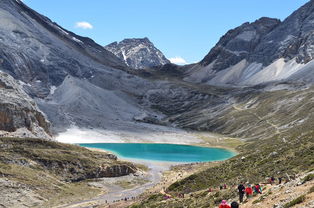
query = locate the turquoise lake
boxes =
[79,143,235,162]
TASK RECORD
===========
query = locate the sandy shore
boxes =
[54,125,202,144]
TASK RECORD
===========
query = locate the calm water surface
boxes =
[79,143,235,162]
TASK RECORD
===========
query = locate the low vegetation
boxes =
[129,124,314,207]
[302,173,314,184]
[0,137,136,207]
[283,195,306,208]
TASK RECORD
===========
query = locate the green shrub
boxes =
[283,195,305,208]
[302,173,314,183]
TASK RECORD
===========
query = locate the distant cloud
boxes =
[75,21,93,29]
[169,56,188,65]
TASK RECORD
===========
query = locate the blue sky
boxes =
[24,0,309,64]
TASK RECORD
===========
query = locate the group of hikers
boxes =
[218,182,262,208]
[237,182,262,203]
[159,175,286,208]
[219,200,239,208]
[219,176,283,207]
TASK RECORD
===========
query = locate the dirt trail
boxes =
[232,104,281,134]
[236,173,314,208]
[57,160,210,208]
[56,161,169,208]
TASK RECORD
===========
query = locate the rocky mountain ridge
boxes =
[0,0,127,98]
[0,0,314,141]
[184,0,314,86]
[105,38,170,69]
[0,1,313,207]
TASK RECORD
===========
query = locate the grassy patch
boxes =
[0,137,135,207]
[134,163,149,172]
[283,195,306,208]
[194,133,244,150]
[42,182,102,208]
[114,178,150,189]
[302,173,314,184]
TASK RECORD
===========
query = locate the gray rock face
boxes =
[0,0,126,98]
[200,17,281,70]
[251,0,314,65]
[0,178,43,208]
[1,0,314,144]
[0,71,51,139]
[105,38,170,69]
[186,0,314,86]
[36,75,156,133]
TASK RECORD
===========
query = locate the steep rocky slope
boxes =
[105,38,170,69]
[1,0,314,144]
[0,71,50,139]
[0,0,126,98]
[0,0,313,207]
[0,0,205,138]
[184,0,314,86]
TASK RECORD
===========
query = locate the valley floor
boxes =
[60,159,216,208]
[53,129,241,208]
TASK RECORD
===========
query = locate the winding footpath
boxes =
[58,161,172,208]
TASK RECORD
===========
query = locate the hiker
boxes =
[231,201,239,208]
[163,194,171,200]
[223,184,227,189]
[270,176,275,185]
[220,185,223,190]
[219,200,231,208]
[245,184,253,199]
[254,184,262,194]
[237,182,245,203]
[278,177,282,184]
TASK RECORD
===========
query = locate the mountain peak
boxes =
[105,38,170,69]
[200,16,280,68]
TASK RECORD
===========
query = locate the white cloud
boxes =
[169,56,188,65]
[75,21,93,29]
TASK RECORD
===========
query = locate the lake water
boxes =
[79,143,235,163]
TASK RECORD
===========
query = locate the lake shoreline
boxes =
[72,146,225,208]
[59,130,242,207]
[80,143,236,163]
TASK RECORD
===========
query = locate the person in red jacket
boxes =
[245,184,253,199]
[254,184,262,194]
[219,200,231,208]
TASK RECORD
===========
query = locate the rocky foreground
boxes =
[127,171,314,208]
[0,137,137,208]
